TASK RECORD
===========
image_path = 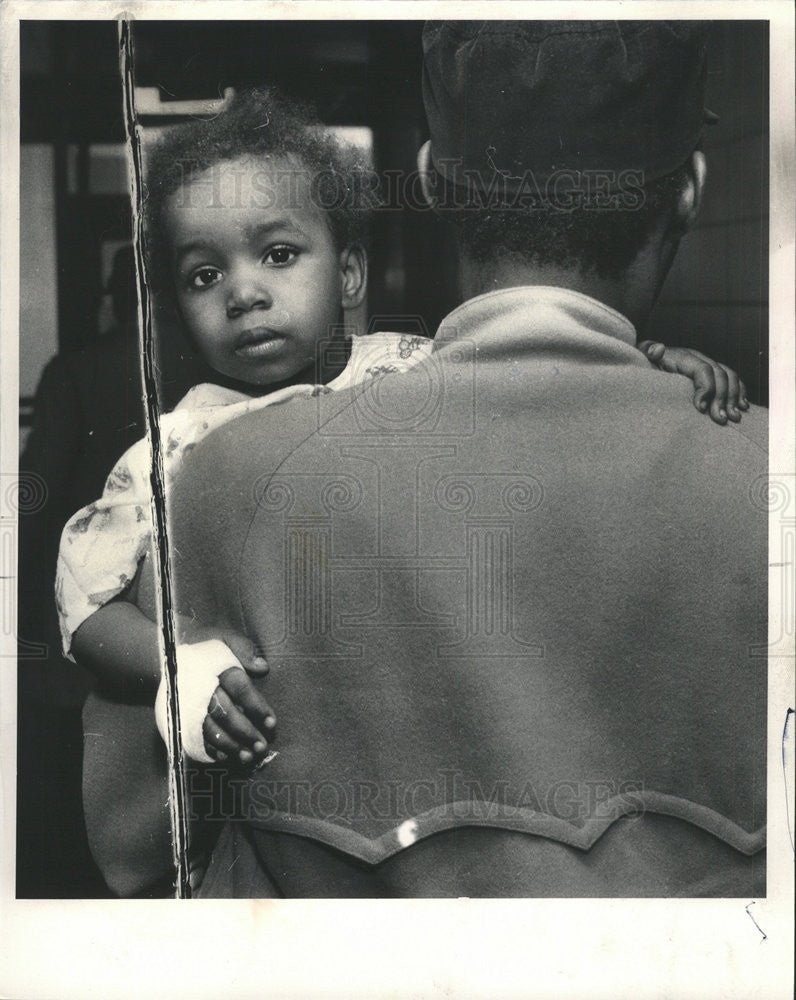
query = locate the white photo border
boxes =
[1,3,793,999]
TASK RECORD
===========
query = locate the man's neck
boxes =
[458,249,671,337]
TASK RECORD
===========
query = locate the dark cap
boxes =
[422,20,716,192]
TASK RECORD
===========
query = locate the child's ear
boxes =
[339,245,367,311]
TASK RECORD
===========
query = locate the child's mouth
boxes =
[234,327,288,359]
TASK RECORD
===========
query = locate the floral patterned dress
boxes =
[55,332,432,658]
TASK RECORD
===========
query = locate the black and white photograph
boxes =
[1,2,793,997]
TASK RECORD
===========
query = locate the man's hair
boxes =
[143,87,375,291]
[434,162,691,280]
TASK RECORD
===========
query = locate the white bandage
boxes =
[154,639,245,764]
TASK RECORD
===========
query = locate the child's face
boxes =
[166,155,352,387]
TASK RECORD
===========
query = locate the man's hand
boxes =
[638,341,749,425]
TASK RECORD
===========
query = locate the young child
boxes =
[56,87,748,774]
[55,88,433,769]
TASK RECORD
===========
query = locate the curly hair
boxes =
[434,162,691,280]
[143,87,376,292]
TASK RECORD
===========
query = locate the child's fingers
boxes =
[202,717,263,768]
[643,343,683,375]
[663,348,722,413]
[708,366,729,424]
[202,715,240,759]
[219,666,277,733]
[217,630,269,676]
[208,682,270,751]
[719,364,742,421]
[689,363,716,415]
[677,352,740,423]
[644,344,747,422]
[638,340,666,364]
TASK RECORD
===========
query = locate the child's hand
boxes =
[176,620,275,766]
[638,341,749,425]
[203,665,276,768]
[154,623,276,768]
[176,617,270,678]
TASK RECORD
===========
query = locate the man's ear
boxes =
[672,150,707,235]
[417,139,439,211]
[340,245,367,311]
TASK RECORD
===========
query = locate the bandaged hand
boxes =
[638,341,749,425]
[154,632,275,766]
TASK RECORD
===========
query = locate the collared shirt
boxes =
[434,284,637,350]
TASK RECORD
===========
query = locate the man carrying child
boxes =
[156,21,766,897]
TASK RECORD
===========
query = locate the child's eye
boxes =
[189,266,222,289]
[264,246,297,266]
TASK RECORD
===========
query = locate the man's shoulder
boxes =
[175,383,362,486]
[615,367,768,463]
[727,402,767,456]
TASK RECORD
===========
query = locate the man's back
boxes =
[169,287,767,896]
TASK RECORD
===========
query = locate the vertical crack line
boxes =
[783,707,794,853]
[118,18,191,899]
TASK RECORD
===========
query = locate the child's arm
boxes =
[638,341,749,424]
[71,598,163,695]
[72,596,275,767]
[58,407,276,767]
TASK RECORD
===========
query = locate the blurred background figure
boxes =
[17,244,144,897]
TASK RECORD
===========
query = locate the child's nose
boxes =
[226,268,273,317]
